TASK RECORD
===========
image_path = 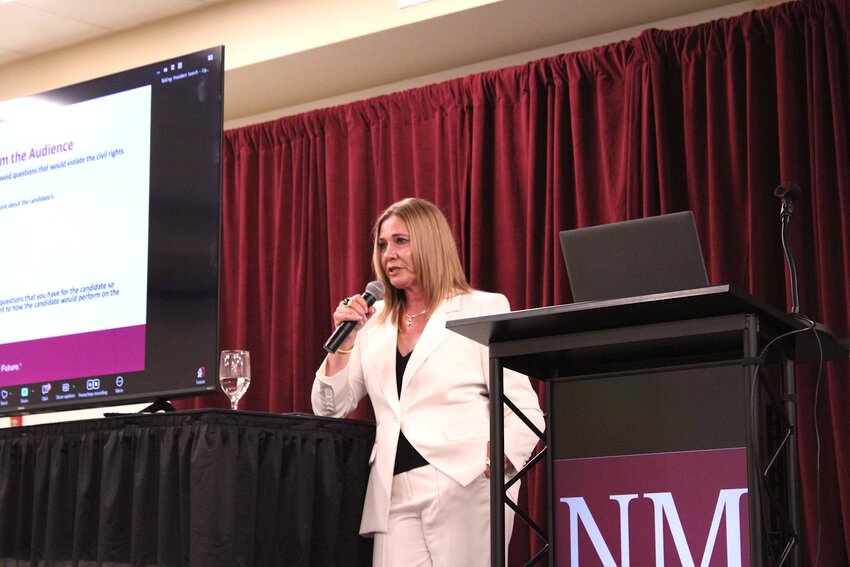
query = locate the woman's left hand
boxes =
[484,441,515,478]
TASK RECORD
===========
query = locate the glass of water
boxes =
[219,350,250,410]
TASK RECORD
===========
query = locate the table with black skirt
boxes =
[0,409,375,567]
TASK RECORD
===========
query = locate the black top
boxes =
[393,348,429,475]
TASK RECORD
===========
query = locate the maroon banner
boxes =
[552,447,749,566]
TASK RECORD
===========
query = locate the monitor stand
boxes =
[139,398,176,413]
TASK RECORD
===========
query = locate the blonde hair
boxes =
[372,198,471,326]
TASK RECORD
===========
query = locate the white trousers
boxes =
[372,464,519,567]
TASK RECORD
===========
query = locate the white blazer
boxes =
[312,290,545,535]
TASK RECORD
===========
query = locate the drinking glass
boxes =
[219,350,251,410]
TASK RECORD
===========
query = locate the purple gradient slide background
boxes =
[0,325,145,386]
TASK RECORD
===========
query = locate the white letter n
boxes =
[560,494,638,567]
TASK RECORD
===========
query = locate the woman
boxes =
[312,197,544,567]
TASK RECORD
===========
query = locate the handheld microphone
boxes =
[323,281,385,354]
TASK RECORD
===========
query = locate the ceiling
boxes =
[0,0,761,125]
[0,0,230,66]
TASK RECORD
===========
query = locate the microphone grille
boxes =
[774,182,802,200]
[365,280,385,300]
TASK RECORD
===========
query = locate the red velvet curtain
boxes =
[179,0,850,563]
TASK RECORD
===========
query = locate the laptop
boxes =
[559,211,710,302]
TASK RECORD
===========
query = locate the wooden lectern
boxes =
[448,285,849,567]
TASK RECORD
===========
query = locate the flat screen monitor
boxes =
[0,46,224,415]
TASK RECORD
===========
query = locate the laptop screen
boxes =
[559,211,710,302]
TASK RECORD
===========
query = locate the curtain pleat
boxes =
[179,0,850,563]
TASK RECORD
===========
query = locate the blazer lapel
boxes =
[401,294,463,393]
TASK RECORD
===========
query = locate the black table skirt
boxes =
[0,410,375,567]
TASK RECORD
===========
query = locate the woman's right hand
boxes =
[331,293,374,352]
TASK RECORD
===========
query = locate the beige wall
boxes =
[0,0,775,132]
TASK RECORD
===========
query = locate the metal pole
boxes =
[783,356,802,566]
[490,356,506,567]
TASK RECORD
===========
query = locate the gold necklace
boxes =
[404,309,428,327]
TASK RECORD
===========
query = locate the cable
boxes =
[747,314,822,565]
[790,315,826,567]
[787,312,825,567]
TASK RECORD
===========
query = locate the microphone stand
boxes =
[770,182,804,567]
[775,183,801,314]
[770,183,850,567]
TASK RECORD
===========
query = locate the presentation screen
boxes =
[0,46,223,415]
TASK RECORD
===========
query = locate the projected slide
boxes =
[0,86,151,387]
